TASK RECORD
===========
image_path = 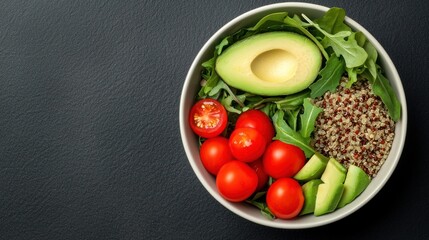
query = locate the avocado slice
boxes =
[313,158,346,216]
[337,165,371,208]
[215,32,322,96]
[314,182,344,216]
[294,153,328,182]
[321,158,347,185]
[300,179,323,215]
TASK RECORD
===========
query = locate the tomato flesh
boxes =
[216,161,258,202]
[189,98,227,138]
[229,127,266,162]
[266,178,304,219]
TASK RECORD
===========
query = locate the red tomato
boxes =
[229,127,266,162]
[199,137,234,175]
[235,109,275,144]
[263,140,305,179]
[248,158,269,191]
[266,178,304,219]
[216,161,258,202]
[189,98,228,138]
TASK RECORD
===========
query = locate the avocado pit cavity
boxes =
[251,49,298,83]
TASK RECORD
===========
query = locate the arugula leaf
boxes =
[371,71,401,122]
[215,37,231,55]
[345,67,358,88]
[260,102,278,119]
[344,32,366,87]
[198,72,219,98]
[363,40,378,80]
[247,12,288,31]
[272,110,315,158]
[283,15,329,60]
[355,31,367,47]
[299,99,323,139]
[198,56,220,98]
[309,55,345,98]
[220,95,242,114]
[284,109,300,132]
[246,199,275,220]
[275,90,310,111]
[302,14,367,69]
[314,7,351,34]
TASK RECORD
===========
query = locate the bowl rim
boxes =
[179,2,408,229]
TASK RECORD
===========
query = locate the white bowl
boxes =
[179,2,407,229]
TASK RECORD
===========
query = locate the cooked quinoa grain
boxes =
[311,77,395,178]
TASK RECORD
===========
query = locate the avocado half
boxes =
[215,32,322,96]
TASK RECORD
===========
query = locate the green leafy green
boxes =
[302,14,367,69]
[309,55,345,98]
[360,39,401,121]
[259,102,277,118]
[247,12,288,31]
[299,99,323,139]
[284,109,300,132]
[272,110,315,158]
[198,57,220,98]
[371,71,402,122]
[246,199,275,220]
[314,7,351,34]
[275,90,310,111]
[283,15,329,60]
[355,31,367,47]
[363,40,379,80]
[220,95,241,114]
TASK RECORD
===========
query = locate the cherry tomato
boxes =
[189,98,228,138]
[199,137,234,175]
[229,127,266,162]
[266,178,304,219]
[216,161,258,202]
[248,158,269,191]
[235,109,275,144]
[263,140,305,179]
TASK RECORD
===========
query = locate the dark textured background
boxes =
[0,0,427,239]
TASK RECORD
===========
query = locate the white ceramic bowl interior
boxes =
[180,2,407,229]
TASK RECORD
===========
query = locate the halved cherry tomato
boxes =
[189,98,227,138]
[199,137,233,175]
[216,160,258,202]
[263,140,305,179]
[248,158,269,191]
[229,127,266,162]
[235,109,275,144]
[266,178,304,219]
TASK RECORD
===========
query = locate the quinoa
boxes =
[311,77,395,178]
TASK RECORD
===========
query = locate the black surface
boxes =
[0,0,428,239]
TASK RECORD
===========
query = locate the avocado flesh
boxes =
[321,158,347,185]
[215,32,322,96]
[314,158,346,216]
[294,153,328,182]
[314,182,344,216]
[300,179,323,215]
[337,165,371,208]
